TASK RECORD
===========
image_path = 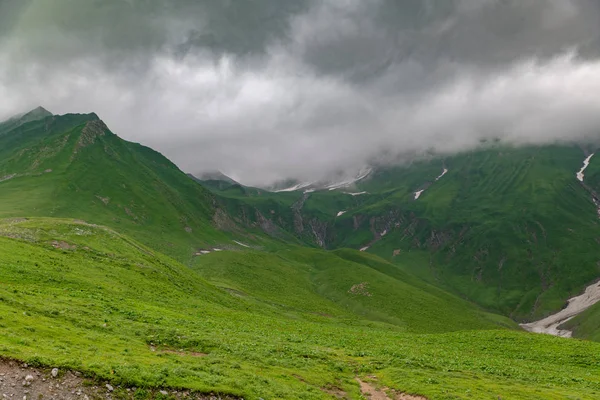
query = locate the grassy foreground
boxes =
[0,218,599,399]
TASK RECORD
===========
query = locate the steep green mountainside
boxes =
[1,217,599,399]
[201,145,600,324]
[0,111,276,262]
[195,176,371,248]
[350,146,600,321]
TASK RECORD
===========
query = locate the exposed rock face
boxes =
[308,218,329,248]
[255,210,279,236]
[76,120,109,150]
[353,215,365,230]
[291,192,310,234]
[212,208,241,232]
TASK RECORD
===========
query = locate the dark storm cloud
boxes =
[1,0,600,186]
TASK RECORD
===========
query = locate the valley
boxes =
[1,109,600,398]
[4,1,600,398]
[204,145,600,324]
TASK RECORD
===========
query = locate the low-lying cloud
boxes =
[1,0,600,186]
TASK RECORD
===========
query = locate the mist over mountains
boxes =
[2,0,600,186]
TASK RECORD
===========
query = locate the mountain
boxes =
[2,108,600,398]
[0,106,52,134]
[188,171,252,194]
[0,109,242,262]
[204,143,600,329]
[341,145,600,323]
[191,170,237,183]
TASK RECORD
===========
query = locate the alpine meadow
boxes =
[3,1,600,400]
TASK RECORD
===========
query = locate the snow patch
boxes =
[576,154,594,182]
[380,229,387,237]
[436,168,448,181]
[274,182,313,192]
[347,191,367,196]
[273,168,371,193]
[233,240,250,248]
[336,211,347,217]
[520,280,600,337]
[326,168,372,190]
[359,246,369,252]
[213,248,223,252]
[412,167,447,200]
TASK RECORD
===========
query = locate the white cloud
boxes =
[2,1,600,186]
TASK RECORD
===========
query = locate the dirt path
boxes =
[356,378,427,400]
[0,359,233,400]
[520,280,600,337]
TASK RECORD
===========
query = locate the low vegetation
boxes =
[0,218,599,399]
[2,111,600,398]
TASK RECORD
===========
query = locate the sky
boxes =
[2,0,600,186]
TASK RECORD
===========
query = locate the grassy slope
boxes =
[196,177,373,248]
[191,247,516,333]
[560,155,600,340]
[0,113,260,262]
[160,136,600,339]
[1,218,600,399]
[207,145,600,322]
[263,145,600,323]
[2,111,600,396]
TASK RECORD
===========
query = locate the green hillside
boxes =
[0,110,252,262]
[203,145,600,323]
[1,217,600,399]
[191,247,514,333]
[2,108,600,398]
[349,146,600,321]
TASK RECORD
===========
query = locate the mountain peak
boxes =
[86,112,100,121]
[20,106,53,122]
[194,170,237,183]
[0,106,53,133]
[30,106,52,115]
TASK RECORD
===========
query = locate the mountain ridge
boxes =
[1,107,600,398]
[201,142,600,328]
[4,107,600,330]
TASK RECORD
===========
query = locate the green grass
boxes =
[3,110,600,398]
[12,112,597,327]
[202,144,600,326]
[191,247,516,333]
[306,145,600,322]
[1,218,600,399]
